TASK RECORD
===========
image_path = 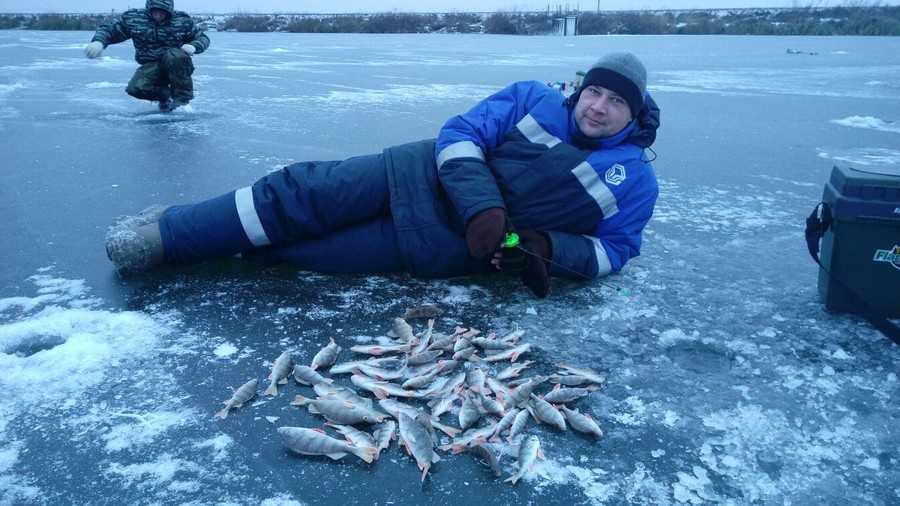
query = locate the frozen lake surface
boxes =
[1,31,899,505]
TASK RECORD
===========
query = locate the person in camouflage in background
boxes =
[84,0,210,110]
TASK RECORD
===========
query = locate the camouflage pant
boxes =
[125,48,195,103]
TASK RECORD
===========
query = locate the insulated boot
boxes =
[105,222,165,277]
[169,99,189,111]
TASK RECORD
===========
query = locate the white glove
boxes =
[181,44,196,56]
[84,41,104,59]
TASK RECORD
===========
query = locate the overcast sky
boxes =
[3,0,894,14]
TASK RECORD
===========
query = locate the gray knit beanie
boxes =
[578,52,647,118]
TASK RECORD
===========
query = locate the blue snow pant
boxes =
[157,153,407,273]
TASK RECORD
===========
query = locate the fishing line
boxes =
[503,233,631,298]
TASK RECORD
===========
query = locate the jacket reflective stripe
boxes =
[436,140,484,169]
[571,161,619,219]
[585,235,613,276]
[516,114,619,219]
[516,114,561,148]
[235,186,269,247]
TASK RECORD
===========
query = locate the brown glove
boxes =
[501,230,550,298]
[466,208,510,260]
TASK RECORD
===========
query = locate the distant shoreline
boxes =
[2,6,898,36]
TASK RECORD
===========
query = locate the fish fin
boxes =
[323,378,334,384]
[538,448,545,460]
[439,426,460,438]
[214,409,228,419]
[504,475,519,484]
[263,383,277,396]
[290,395,309,406]
[278,378,288,385]
[373,389,388,400]
[325,452,347,460]
[312,428,327,435]
[469,354,482,362]
[308,404,322,415]
[431,451,441,463]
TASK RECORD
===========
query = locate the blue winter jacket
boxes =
[387,80,659,280]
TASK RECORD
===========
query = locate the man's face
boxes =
[150,8,168,23]
[573,85,633,139]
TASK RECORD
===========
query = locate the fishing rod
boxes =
[503,232,632,298]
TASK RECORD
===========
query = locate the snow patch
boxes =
[831,116,900,134]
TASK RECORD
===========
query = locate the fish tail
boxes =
[355,447,376,463]
[214,408,229,419]
[263,383,278,396]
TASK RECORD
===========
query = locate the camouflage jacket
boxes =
[91,0,210,65]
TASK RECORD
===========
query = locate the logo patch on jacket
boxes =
[605,164,626,186]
